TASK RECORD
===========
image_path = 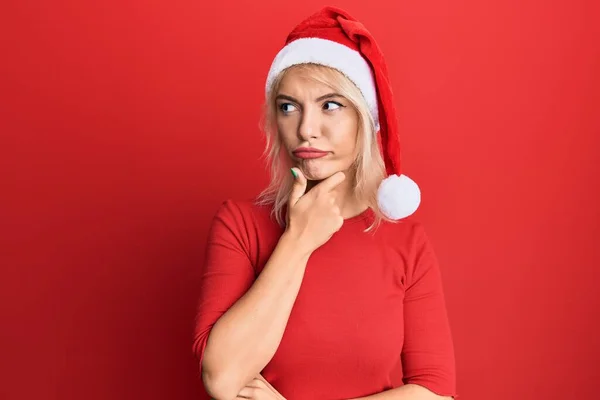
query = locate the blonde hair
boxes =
[256,63,393,232]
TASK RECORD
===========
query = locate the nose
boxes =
[297,106,321,141]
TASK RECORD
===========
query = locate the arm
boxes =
[400,225,456,396]
[202,232,309,399]
[192,201,311,400]
[195,172,345,400]
[382,224,457,399]
[351,226,456,400]
[350,384,453,399]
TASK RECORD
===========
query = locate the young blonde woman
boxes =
[193,6,456,400]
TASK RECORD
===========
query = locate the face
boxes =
[275,68,360,181]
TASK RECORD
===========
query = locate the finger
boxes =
[288,167,307,207]
[254,375,283,399]
[245,378,265,388]
[254,374,273,389]
[314,171,346,193]
[236,386,255,398]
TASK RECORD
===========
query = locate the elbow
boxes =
[197,333,241,399]
[201,366,242,400]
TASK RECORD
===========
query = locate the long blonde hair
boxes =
[256,63,393,232]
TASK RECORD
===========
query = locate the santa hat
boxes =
[265,6,421,220]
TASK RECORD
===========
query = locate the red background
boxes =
[2,0,599,399]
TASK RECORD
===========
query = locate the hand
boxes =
[286,168,346,255]
[235,374,286,399]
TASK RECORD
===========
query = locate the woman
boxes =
[193,6,456,400]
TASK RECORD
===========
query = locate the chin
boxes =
[299,162,345,181]
[304,172,329,181]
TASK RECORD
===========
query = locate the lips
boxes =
[292,147,329,159]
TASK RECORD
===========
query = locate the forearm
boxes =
[201,232,309,399]
[350,384,453,400]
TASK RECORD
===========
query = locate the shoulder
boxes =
[208,198,283,263]
[210,198,280,238]
[375,217,445,283]
[212,198,275,224]
[376,215,430,250]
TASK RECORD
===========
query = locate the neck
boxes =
[306,173,368,219]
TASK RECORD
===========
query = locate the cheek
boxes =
[276,119,296,149]
[331,120,359,154]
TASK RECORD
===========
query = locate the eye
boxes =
[323,101,344,111]
[279,103,297,113]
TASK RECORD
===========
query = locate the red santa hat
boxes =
[265,6,421,220]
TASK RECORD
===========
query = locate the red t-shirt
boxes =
[193,199,456,399]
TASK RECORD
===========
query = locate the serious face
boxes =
[275,67,360,181]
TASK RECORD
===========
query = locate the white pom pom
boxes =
[377,174,421,220]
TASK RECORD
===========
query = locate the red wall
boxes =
[2,1,599,399]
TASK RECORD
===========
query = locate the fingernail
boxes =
[290,168,298,179]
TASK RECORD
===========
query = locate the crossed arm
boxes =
[348,384,453,400]
[235,375,452,400]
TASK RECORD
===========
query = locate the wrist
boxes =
[279,231,313,261]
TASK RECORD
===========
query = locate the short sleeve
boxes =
[401,224,457,397]
[192,200,256,369]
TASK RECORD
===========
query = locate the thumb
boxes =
[288,167,307,207]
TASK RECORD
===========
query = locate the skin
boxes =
[275,69,368,219]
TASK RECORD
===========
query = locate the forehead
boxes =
[276,67,336,97]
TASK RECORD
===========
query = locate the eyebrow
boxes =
[275,93,343,103]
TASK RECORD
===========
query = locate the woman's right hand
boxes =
[285,167,346,255]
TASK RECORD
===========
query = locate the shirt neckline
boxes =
[343,207,374,224]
